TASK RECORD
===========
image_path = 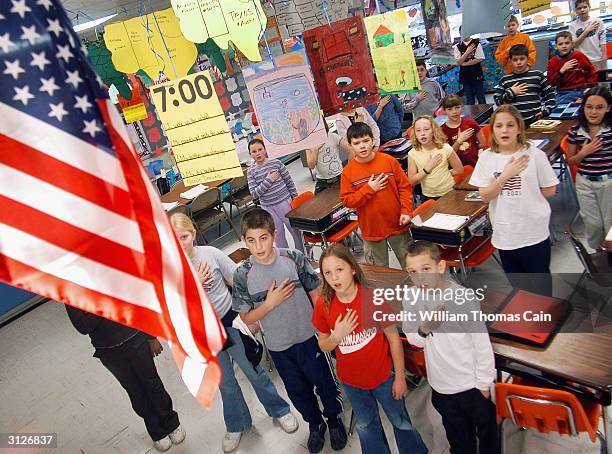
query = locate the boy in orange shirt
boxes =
[495,15,536,74]
[340,122,413,269]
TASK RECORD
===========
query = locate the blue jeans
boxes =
[463,81,486,105]
[343,373,428,454]
[556,88,584,105]
[218,327,290,432]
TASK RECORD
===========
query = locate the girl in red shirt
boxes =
[312,244,427,454]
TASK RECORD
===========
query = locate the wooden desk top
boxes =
[160,170,245,205]
[526,119,574,162]
[411,190,487,229]
[286,185,342,222]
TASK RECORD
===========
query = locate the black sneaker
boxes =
[328,419,347,451]
[307,421,326,453]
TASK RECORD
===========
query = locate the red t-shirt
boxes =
[441,117,481,167]
[312,285,394,390]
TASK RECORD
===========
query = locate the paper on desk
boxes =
[411,215,423,227]
[162,201,180,211]
[531,139,549,150]
[421,213,470,231]
[180,184,209,199]
[606,227,612,241]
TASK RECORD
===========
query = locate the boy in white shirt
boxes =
[569,0,607,69]
[402,241,499,454]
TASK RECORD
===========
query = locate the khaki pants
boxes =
[363,232,413,269]
[575,174,612,250]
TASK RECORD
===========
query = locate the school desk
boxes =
[160,171,244,206]
[409,190,491,276]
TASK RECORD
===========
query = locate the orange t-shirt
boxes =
[312,286,394,389]
[494,32,536,74]
[340,152,413,241]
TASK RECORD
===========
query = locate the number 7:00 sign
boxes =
[151,73,214,113]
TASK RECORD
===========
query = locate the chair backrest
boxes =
[191,187,221,213]
[453,164,474,184]
[167,204,191,218]
[560,135,578,183]
[230,175,249,192]
[405,127,413,138]
[412,199,436,217]
[495,382,597,441]
[607,41,612,61]
[565,227,597,277]
[481,124,490,149]
[291,191,314,210]
[400,338,427,377]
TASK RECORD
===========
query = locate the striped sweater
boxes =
[494,69,556,124]
[247,159,298,206]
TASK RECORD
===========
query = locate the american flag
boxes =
[0,0,225,407]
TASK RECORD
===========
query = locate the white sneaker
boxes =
[275,412,299,433]
[169,425,186,444]
[153,436,172,452]
[222,432,242,453]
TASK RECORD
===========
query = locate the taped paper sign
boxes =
[104,8,197,80]
[122,103,148,123]
[364,10,420,95]
[303,16,378,115]
[171,0,266,62]
[273,0,359,39]
[518,0,551,16]
[243,51,327,158]
[150,72,243,185]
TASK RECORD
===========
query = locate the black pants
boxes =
[270,336,343,426]
[498,238,552,296]
[97,340,180,441]
[431,388,499,454]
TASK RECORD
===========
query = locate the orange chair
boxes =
[453,164,474,184]
[440,237,500,281]
[405,126,413,138]
[291,191,360,258]
[481,124,490,149]
[401,338,427,378]
[412,198,435,217]
[495,381,605,450]
[559,135,578,183]
[607,41,612,61]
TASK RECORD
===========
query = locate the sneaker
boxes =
[222,432,242,453]
[153,436,172,452]
[275,412,299,433]
[328,419,347,451]
[307,421,327,453]
[169,425,186,444]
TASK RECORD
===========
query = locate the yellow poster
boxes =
[364,10,421,95]
[518,0,551,16]
[122,103,148,123]
[104,8,197,80]
[171,0,265,62]
[150,72,243,185]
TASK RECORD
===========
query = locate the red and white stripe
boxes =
[0,99,225,407]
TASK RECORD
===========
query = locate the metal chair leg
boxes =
[258,327,273,373]
[348,410,356,437]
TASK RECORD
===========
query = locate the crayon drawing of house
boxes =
[373,24,394,48]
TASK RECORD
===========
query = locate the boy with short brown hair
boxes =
[340,122,413,269]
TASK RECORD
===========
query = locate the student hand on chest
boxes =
[501,155,529,179]
[196,261,214,290]
[425,153,444,173]
[367,173,389,192]
[332,308,359,341]
[560,59,578,74]
[268,170,281,181]
[510,83,528,96]
[265,279,296,308]
[456,128,475,147]
[580,137,604,157]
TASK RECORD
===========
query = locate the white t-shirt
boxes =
[315,131,344,180]
[569,18,606,63]
[469,143,559,250]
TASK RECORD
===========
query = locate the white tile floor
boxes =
[0,158,608,454]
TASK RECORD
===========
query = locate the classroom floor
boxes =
[0,159,608,454]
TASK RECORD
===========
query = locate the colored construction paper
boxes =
[84,38,131,98]
[364,10,421,95]
[421,0,454,64]
[171,0,266,62]
[243,51,327,158]
[104,7,197,80]
[150,71,242,185]
[303,16,378,115]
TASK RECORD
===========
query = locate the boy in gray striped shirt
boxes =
[494,44,556,126]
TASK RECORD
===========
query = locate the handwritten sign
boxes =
[171,0,266,62]
[150,72,243,185]
[519,0,551,16]
[104,8,197,80]
[364,10,420,95]
[273,0,357,39]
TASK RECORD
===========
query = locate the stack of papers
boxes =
[162,201,180,211]
[421,213,470,231]
[180,184,209,199]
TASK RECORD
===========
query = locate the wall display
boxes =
[118,75,148,123]
[150,72,243,185]
[519,0,551,16]
[243,51,327,158]
[364,10,421,95]
[171,0,266,62]
[303,16,379,115]
[84,38,131,98]
[273,0,360,39]
[420,0,454,64]
[461,0,511,38]
[104,8,197,80]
